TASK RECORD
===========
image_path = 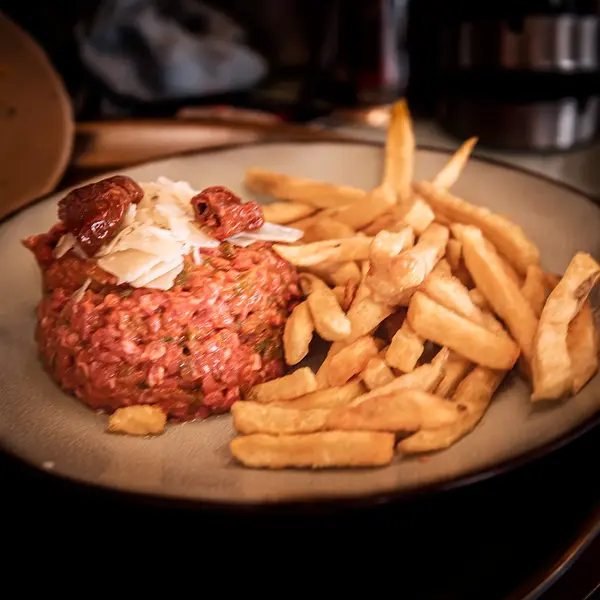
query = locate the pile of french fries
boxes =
[228,99,600,470]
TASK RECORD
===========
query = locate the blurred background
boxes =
[3,0,599,150]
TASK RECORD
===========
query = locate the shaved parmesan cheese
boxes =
[186,223,220,248]
[109,226,183,258]
[227,222,303,244]
[97,249,163,284]
[143,264,184,290]
[85,177,304,291]
[54,233,77,258]
[130,256,183,288]
[227,235,257,248]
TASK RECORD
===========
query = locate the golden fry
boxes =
[245,168,366,208]
[327,389,460,432]
[532,252,600,401]
[107,405,166,436]
[261,201,316,224]
[300,274,352,342]
[334,183,396,230]
[362,357,396,390]
[302,217,356,243]
[328,336,381,387]
[386,321,425,372]
[230,431,395,469]
[407,291,520,370]
[415,180,540,275]
[282,380,366,409]
[445,239,462,272]
[400,196,436,235]
[231,401,330,435]
[273,237,372,267]
[521,265,549,318]
[397,367,506,453]
[383,98,415,205]
[344,296,394,343]
[247,367,317,403]
[567,300,599,394]
[419,271,506,335]
[303,260,362,287]
[367,222,449,306]
[283,301,315,366]
[435,352,473,398]
[349,353,449,407]
[432,137,478,190]
[457,225,538,364]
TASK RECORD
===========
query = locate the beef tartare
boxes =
[23,175,302,425]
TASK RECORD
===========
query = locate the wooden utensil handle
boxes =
[72,121,264,169]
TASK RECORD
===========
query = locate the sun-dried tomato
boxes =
[191,186,264,241]
[57,175,143,257]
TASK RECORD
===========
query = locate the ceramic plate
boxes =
[0,12,74,220]
[1,141,600,506]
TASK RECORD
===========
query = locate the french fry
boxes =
[245,168,367,208]
[107,405,166,436]
[328,336,381,386]
[469,288,490,311]
[457,225,538,364]
[362,357,396,390]
[362,212,397,236]
[521,265,549,317]
[432,137,478,190]
[397,367,506,453]
[400,196,436,235]
[367,222,449,306]
[383,98,415,205]
[300,274,351,341]
[283,301,315,365]
[349,352,449,406]
[415,180,540,275]
[303,260,362,287]
[261,201,316,224]
[332,285,345,307]
[273,237,373,267]
[445,239,462,272]
[315,345,340,389]
[282,380,366,409]
[370,227,415,262]
[231,401,330,435]
[419,271,506,335]
[302,217,356,243]
[327,389,461,432]
[567,300,599,394]
[344,296,394,343]
[334,183,396,230]
[435,352,473,398]
[386,322,425,372]
[432,258,453,277]
[230,431,395,469]
[247,367,317,403]
[532,252,600,401]
[287,208,340,231]
[407,291,520,370]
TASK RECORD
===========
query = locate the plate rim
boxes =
[2,138,600,509]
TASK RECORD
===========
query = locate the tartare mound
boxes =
[27,233,300,420]
[23,176,302,421]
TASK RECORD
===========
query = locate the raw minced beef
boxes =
[24,227,300,421]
